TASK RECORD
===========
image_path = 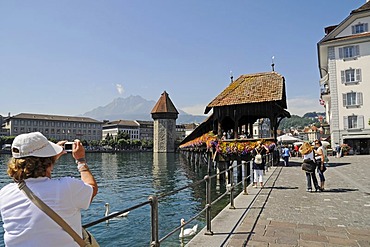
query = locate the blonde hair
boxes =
[7,156,56,183]
[299,142,313,155]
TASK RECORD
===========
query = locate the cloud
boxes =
[116,84,124,95]
[287,97,325,116]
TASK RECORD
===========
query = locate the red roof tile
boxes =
[151,91,179,114]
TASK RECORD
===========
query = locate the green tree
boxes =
[117,139,129,150]
[117,131,130,140]
[108,139,116,149]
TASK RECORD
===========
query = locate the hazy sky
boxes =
[0,1,365,118]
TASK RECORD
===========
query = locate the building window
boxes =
[342,92,363,107]
[344,115,364,130]
[341,69,361,84]
[339,45,360,59]
[352,23,368,34]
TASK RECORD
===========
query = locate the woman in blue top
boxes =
[281,145,291,166]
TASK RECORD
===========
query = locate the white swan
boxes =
[104,203,129,221]
[179,218,198,238]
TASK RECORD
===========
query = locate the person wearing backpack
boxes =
[252,141,269,188]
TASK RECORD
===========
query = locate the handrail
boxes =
[83,152,274,246]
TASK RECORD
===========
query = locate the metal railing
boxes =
[83,153,274,246]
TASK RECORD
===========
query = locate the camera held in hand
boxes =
[64,142,74,152]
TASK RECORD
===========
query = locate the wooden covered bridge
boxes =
[179,71,291,167]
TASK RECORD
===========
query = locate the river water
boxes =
[0,152,234,246]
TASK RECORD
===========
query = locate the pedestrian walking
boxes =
[299,142,320,192]
[335,143,341,158]
[252,141,269,188]
[281,145,291,166]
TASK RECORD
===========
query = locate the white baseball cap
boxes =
[11,132,63,158]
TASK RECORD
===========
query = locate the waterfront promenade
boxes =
[187,155,370,247]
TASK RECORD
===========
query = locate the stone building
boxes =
[151,91,179,153]
[3,113,103,141]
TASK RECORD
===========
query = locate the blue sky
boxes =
[0,1,366,118]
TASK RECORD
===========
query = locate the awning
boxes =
[342,135,370,139]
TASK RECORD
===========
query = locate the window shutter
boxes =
[358,115,364,129]
[343,116,348,130]
[342,93,347,107]
[341,71,345,83]
[352,25,355,34]
[339,47,343,58]
[355,45,360,56]
[356,69,362,82]
[365,23,369,32]
[357,92,363,106]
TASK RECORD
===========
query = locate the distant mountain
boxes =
[82,95,207,124]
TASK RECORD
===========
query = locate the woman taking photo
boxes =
[0,132,98,246]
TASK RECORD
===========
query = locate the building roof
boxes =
[151,91,179,114]
[11,113,102,123]
[320,31,370,44]
[351,1,370,14]
[205,72,286,114]
[104,120,139,127]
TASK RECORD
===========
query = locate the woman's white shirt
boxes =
[303,151,314,160]
[0,177,93,247]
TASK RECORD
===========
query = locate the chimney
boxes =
[324,25,337,35]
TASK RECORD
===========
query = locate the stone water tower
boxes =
[151,91,179,153]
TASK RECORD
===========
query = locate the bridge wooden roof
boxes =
[205,72,287,114]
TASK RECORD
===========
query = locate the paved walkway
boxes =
[187,155,370,247]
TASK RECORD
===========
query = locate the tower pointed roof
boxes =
[151,91,179,115]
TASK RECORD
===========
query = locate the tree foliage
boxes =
[278,115,317,131]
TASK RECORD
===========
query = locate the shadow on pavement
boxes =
[326,162,351,167]
[265,186,299,190]
[324,188,359,193]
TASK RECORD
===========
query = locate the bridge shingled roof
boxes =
[204,71,285,114]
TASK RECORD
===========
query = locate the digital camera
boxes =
[64,142,74,152]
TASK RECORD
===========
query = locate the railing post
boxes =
[242,161,248,195]
[229,163,235,209]
[149,195,159,247]
[204,175,213,235]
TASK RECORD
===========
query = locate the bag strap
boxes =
[18,181,86,247]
